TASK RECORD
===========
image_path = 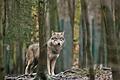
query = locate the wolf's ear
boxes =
[52,31,55,35]
[61,32,64,35]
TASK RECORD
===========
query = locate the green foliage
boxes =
[4,0,37,43]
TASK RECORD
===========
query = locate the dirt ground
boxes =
[5,67,112,80]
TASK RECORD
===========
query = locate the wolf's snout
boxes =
[58,43,60,45]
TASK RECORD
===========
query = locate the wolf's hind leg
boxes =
[25,60,32,74]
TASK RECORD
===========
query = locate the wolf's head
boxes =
[48,31,65,48]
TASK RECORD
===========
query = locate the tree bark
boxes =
[36,0,47,80]
[48,0,59,32]
[112,0,120,79]
[80,0,95,79]
[0,0,5,79]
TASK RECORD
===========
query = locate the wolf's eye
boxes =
[51,37,54,40]
[51,38,54,40]
[51,37,57,40]
[60,37,64,41]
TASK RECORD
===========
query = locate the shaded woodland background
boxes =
[0,0,120,80]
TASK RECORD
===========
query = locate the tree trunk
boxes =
[67,0,76,69]
[57,0,73,73]
[48,0,59,32]
[80,0,88,68]
[36,0,47,80]
[100,0,108,67]
[115,0,120,68]
[80,0,95,79]
[0,0,5,79]
[112,0,120,79]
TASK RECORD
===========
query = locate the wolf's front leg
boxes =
[51,58,57,75]
[47,57,51,75]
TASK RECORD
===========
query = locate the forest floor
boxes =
[5,67,112,80]
[52,67,112,80]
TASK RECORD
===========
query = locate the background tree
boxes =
[0,0,5,79]
[80,0,95,79]
[48,0,59,32]
[115,0,120,68]
[100,0,120,79]
[56,0,73,73]
[79,0,88,68]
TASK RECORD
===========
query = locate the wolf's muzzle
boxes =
[58,43,60,45]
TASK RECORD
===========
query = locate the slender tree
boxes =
[79,0,87,68]
[80,0,95,79]
[115,0,120,67]
[48,0,59,32]
[67,0,75,68]
[112,0,120,79]
[57,0,73,72]
[0,0,5,79]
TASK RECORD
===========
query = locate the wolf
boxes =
[25,31,65,75]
